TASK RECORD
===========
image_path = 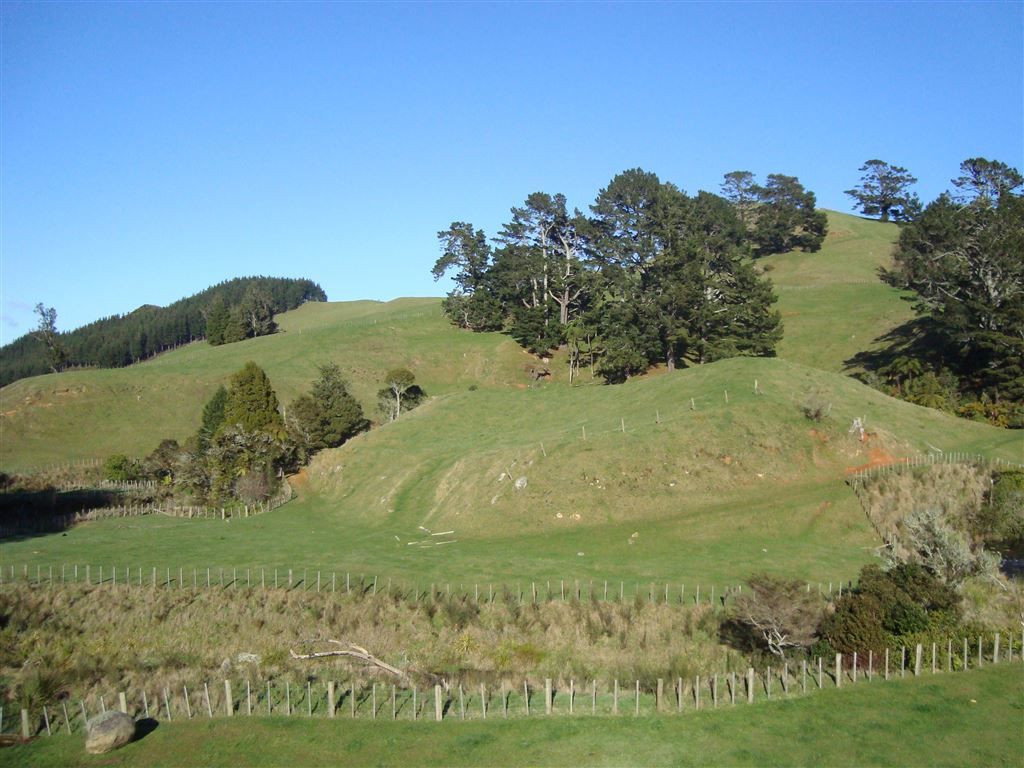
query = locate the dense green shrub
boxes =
[822,564,960,656]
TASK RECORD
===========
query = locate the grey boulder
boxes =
[85,710,135,754]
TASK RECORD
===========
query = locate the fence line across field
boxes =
[0,561,869,608]
[845,451,1022,486]
[5,631,1020,739]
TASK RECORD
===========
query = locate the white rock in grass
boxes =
[514,477,528,491]
[85,711,134,754]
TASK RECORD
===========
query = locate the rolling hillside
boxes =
[0,298,538,470]
[0,212,1018,586]
[763,211,914,372]
[1,211,910,470]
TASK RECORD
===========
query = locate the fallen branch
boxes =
[290,640,408,681]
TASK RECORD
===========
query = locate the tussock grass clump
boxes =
[853,463,990,545]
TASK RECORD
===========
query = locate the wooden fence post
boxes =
[328,681,335,718]
[225,680,233,716]
[545,679,552,715]
[835,654,842,687]
[656,678,663,712]
[118,692,128,713]
[434,685,443,721]
[914,644,922,676]
[747,668,754,703]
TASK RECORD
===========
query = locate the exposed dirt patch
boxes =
[845,436,906,474]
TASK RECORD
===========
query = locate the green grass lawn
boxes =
[4,665,1020,767]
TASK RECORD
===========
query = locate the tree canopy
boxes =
[885,177,1024,401]
[845,159,921,222]
[432,167,789,382]
[222,361,285,436]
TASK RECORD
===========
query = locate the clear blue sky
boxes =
[2,1,1021,341]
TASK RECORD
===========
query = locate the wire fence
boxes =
[4,632,1020,738]
[0,560,861,609]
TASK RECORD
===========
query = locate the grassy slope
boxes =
[2,356,1017,585]
[4,666,1020,768]
[0,298,536,470]
[765,210,914,372]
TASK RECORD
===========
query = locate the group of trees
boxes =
[845,157,1023,421]
[0,276,326,387]
[103,362,423,506]
[433,168,824,382]
[885,159,1023,408]
[719,171,827,255]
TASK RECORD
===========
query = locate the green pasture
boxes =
[765,211,914,373]
[2,357,1018,586]
[0,298,534,470]
[3,665,1019,767]
[2,211,914,471]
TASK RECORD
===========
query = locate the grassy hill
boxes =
[763,210,913,372]
[2,356,1017,586]
[0,298,537,470]
[1,211,1019,586]
[0,211,914,471]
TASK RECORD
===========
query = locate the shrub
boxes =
[730,574,823,659]
[823,564,962,656]
[103,454,142,482]
[801,390,831,422]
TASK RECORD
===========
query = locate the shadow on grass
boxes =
[133,718,160,743]
[843,316,952,378]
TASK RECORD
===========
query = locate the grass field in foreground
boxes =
[3,665,1020,768]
